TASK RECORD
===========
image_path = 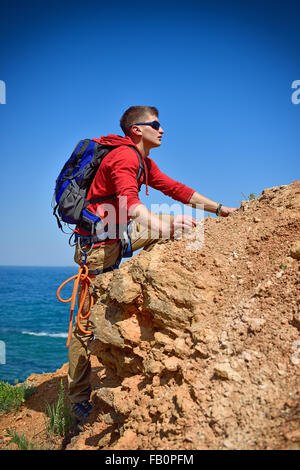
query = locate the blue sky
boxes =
[0,0,299,266]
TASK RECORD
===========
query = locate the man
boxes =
[68,106,237,419]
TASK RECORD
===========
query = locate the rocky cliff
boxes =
[85,180,300,450]
[1,181,299,450]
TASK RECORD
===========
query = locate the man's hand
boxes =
[219,206,238,217]
[172,214,197,237]
[130,203,195,239]
[189,192,237,217]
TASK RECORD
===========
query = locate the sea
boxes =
[0,266,77,384]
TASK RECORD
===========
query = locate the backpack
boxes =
[53,138,145,236]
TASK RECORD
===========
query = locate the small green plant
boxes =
[0,381,33,413]
[5,428,37,450]
[45,380,75,437]
[241,192,256,201]
[280,264,288,270]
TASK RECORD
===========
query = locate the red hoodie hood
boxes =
[92,134,149,196]
[93,134,134,147]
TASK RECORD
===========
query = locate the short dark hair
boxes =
[120,106,159,135]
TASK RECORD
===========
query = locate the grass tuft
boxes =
[45,380,75,437]
[5,428,37,450]
[241,192,257,201]
[0,380,34,413]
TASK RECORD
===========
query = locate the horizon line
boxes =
[0,264,76,268]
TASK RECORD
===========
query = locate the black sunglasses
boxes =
[132,120,161,131]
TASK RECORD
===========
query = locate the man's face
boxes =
[134,114,164,149]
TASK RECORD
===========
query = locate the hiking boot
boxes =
[70,400,92,420]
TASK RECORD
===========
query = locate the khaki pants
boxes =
[68,215,173,403]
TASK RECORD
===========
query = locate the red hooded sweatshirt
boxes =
[76,135,194,243]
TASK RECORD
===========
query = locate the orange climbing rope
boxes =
[57,264,94,348]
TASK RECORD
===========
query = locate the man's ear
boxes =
[130,125,142,137]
